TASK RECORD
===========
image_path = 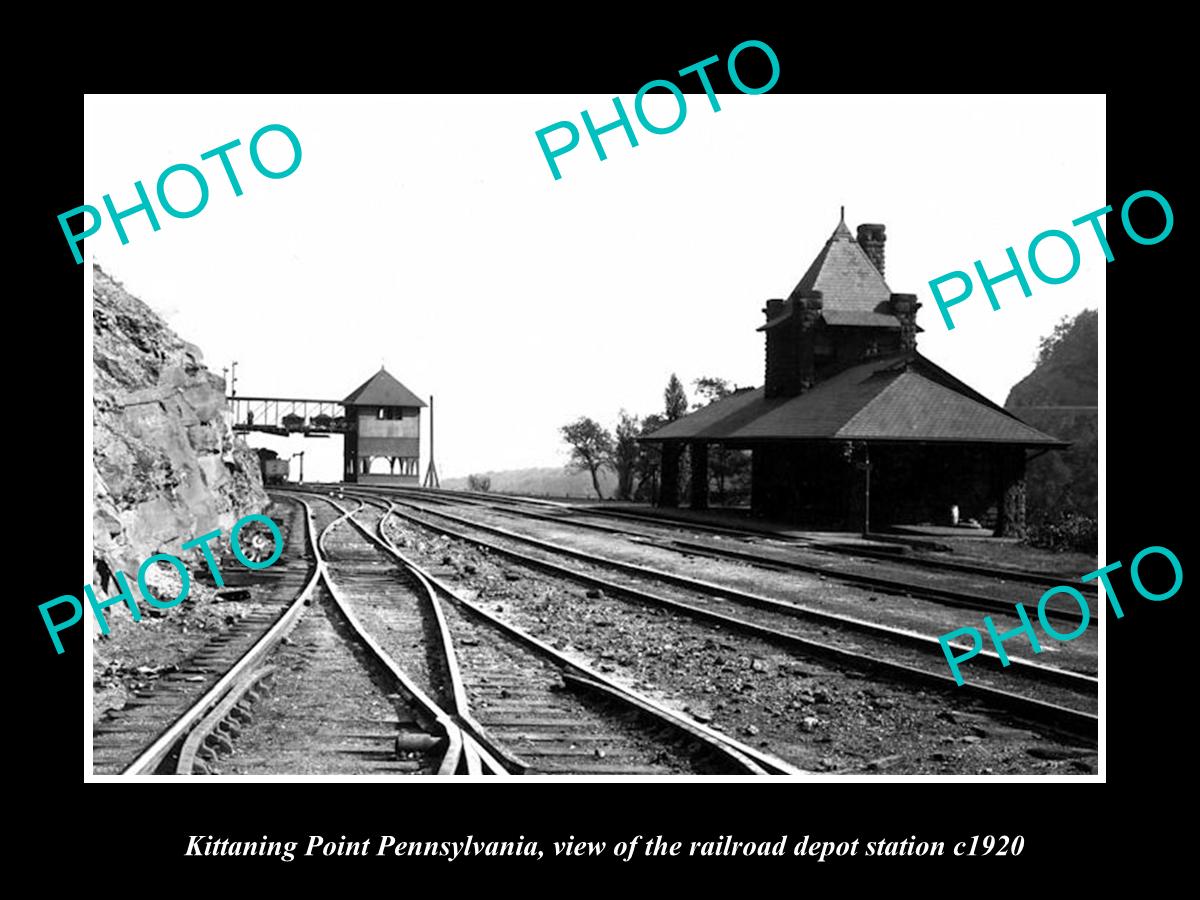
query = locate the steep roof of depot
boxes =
[760,215,903,334]
[788,216,895,313]
[642,354,1065,446]
[646,388,768,442]
[821,310,902,328]
[342,368,427,407]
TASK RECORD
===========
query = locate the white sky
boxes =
[85,94,1104,482]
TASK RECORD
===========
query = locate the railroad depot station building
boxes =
[641,214,1065,537]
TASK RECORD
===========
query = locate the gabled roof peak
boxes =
[342,368,427,408]
[831,206,852,240]
[788,211,895,312]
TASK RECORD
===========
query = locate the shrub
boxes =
[1023,511,1097,553]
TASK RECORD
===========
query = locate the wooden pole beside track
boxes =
[423,395,440,488]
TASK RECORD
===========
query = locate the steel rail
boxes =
[584,505,1093,590]
[122,496,469,776]
[314,489,781,774]
[365,502,802,775]
[318,500,467,776]
[373,495,1097,694]
[376,483,1091,590]
[375,498,1097,741]
[121,498,325,775]
[313,494,517,775]
[381,489,1089,625]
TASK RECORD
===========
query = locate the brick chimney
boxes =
[857,223,886,276]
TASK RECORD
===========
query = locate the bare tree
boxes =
[561,417,614,500]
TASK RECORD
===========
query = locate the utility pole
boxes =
[423,395,440,488]
[230,361,239,398]
[223,366,234,419]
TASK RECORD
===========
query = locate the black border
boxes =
[21,28,1189,881]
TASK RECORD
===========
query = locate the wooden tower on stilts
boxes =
[342,367,427,485]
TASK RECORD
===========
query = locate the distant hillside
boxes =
[1005,309,1098,520]
[444,466,617,499]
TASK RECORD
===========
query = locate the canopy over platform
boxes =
[642,353,1065,448]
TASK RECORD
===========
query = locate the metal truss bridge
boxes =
[229,396,348,437]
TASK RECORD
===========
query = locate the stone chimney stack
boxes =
[857,223,887,276]
[890,293,920,351]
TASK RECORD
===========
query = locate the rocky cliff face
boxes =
[1005,309,1098,521]
[93,266,267,574]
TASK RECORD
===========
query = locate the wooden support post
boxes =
[660,444,681,508]
[690,442,709,510]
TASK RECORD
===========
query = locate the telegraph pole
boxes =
[223,366,234,419]
[423,395,440,488]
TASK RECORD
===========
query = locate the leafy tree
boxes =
[661,374,690,500]
[713,447,753,506]
[1037,309,1097,365]
[610,411,641,501]
[691,377,751,505]
[664,373,688,421]
[560,417,614,500]
[633,413,666,501]
[692,376,733,408]
[1013,309,1098,529]
[467,474,492,492]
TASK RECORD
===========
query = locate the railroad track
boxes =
[107,485,795,776]
[334,489,1097,741]
[576,505,1087,586]
[378,495,1097,686]
[362,484,1095,623]
[574,506,1099,608]
[402,483,1037,575]
[106,497,470,776]
[92,501,311,775]
[305,490,800,775]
